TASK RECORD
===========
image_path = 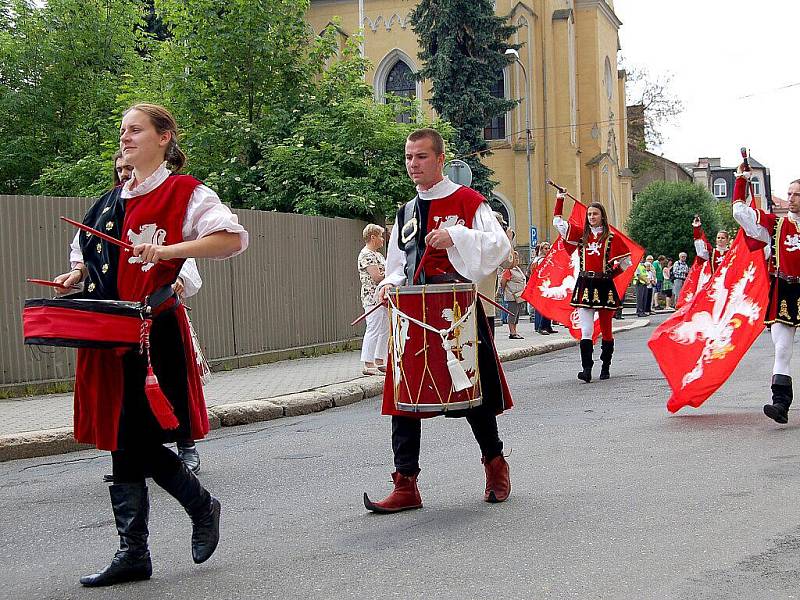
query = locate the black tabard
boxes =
[77,186,125,300]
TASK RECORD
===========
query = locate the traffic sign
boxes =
[444,159,473,187]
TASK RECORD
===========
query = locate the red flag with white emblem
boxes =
[676,257,711,309]
[522,201,644,340]
[648,228,769,412]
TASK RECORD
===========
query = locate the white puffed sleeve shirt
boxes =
[70,163,249,269]
[379,177,512,292]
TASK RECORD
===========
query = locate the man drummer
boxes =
[364,128,513,513]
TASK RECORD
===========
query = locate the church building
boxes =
[307,0,634,246]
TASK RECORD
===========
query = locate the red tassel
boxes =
[145,365,180,430]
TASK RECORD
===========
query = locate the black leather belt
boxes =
[426,273,469,284]
[579,271,610,279]
[776,271,800,284]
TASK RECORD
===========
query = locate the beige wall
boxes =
[308,0,633,246]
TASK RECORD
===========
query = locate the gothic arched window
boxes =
[385,60,416,123]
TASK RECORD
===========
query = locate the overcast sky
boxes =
[615,0,798,195]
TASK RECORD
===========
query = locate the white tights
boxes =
[771,323,795,376]
[578,308,595,340]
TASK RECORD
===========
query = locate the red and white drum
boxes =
[387,283,481,413]
[23,297,144,349]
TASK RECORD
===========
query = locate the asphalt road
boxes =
[3,317,800,600]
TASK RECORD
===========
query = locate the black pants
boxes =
[391,404,503,476]
[112,443,184,484]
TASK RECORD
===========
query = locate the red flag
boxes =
[522,201,645,340]
[675,257,711,309]
[648,229,769,413]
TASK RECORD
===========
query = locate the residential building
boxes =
[683,156,772,211]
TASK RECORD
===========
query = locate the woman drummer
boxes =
[552,192,631,382]
[54,103,248,587]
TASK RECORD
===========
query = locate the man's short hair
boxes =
[407,128,445,155]
[362,223,385,242]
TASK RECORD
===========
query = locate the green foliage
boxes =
[34,154,114,197]
[0,0,147,194]
[713,199,740,238]
[411,0,518,198]
[626,181,720,260]
[1,1,436,219]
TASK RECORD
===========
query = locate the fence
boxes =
[0,195,367,389]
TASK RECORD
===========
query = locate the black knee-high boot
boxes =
[764,374,793,424]
[599,339,614,380]
[578,339,593,383]
[152,463,221,564]
[80,483,152,587]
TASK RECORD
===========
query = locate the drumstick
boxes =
[26,278,81,290]
[60,216,134,252]
[413,246,431,284]
[546,179,580,203]
[477,291,514,317]
[350,299,388,327]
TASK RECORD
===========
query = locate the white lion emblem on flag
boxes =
[127,223,167,272]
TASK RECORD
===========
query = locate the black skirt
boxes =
[117,308,192,448]
[570,275,622,310]
[765,276,800,327]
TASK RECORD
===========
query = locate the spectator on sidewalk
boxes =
[652,254,665,311]
[662,257,674,311]
[644,255,655,313]
[530,242,555,335]
[483,212,514,330]
[634,258,649,317]
[358,224,389,376]
[500,251,527,339]
[497,223,516,326]
[672,252,689,299]
[646,259,657,314]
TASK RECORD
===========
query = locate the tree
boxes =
[0,0,147,194]
[713,198,740,238]
[410,0,518,198]
[253,38,447,220]
[625,66,684,150]
[626,181,720,260]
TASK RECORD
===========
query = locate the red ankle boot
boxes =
[364,472,423,514]
[482,455,511,503]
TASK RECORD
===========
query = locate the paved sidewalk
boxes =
[0,314,650,460]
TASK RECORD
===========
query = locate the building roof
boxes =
[772,194,788,209]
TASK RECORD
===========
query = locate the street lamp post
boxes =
[505,48,534,263]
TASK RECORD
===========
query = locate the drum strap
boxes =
[401,196,421,284]
[145,284,178,314]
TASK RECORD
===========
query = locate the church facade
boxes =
[307,0,634,246]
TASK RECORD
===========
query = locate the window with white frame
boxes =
[484,71,507,140]
[713,177,727,198]
[384,60,416,124]
[751,176,762,196]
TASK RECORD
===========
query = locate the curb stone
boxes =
[0,319,649,462]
